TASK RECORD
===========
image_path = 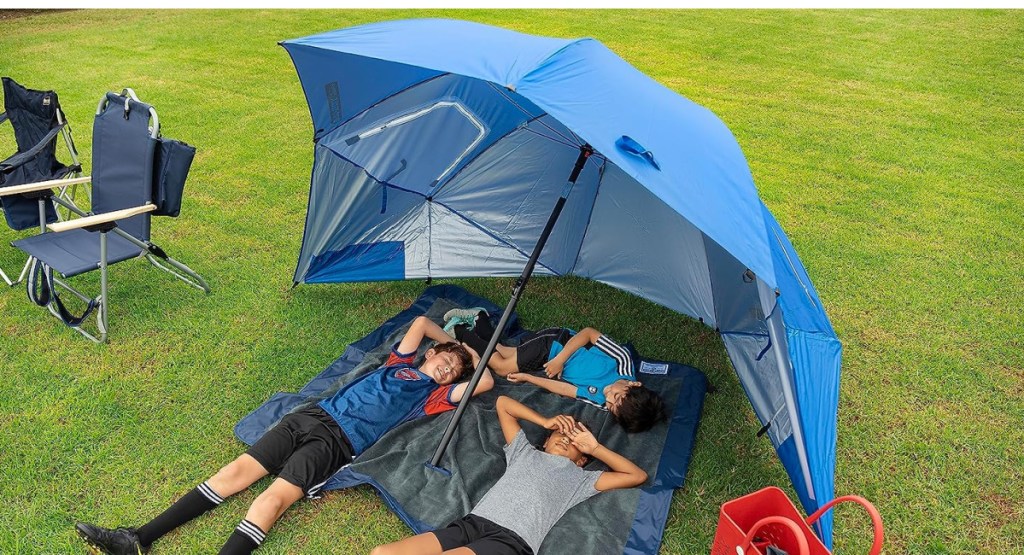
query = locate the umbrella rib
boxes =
[486,82,580,147]
[519,126,583,150]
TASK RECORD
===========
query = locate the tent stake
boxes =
[429,144,593,469]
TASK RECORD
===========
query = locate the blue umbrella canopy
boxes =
[283,18,841,544]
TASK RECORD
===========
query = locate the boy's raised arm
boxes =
[495,395,575,445]
[507,372,577,399]
[397,316,455,354]
[450,361,494,403]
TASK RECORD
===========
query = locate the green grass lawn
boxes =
[1,9,1021,554]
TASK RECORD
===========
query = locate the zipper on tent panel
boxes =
[319,145,432,200]
[342,101,488,189]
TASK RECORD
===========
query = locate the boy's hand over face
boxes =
[543,359,564,379]
[567,422,600,455]
[545,414,577,435]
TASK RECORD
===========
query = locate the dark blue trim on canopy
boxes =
[306,241,406,284]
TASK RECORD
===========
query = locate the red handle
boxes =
[740,516,810,555]
[806,495,884,555]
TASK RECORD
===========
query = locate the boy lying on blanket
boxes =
[447,309,666,433]
[372,395,647,555]
[75,316,491,555]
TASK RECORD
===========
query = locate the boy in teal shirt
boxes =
[449,310,666,433]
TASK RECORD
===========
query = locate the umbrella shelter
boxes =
[282,18,842,545]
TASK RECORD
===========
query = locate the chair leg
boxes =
[17,256,31,284]
[146,253,211,293]
[98,231,109,338]
[0,257,34,287]
[41,233,109,343]
[28,228,204,343]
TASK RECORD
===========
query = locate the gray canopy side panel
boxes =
[708,234,793,446]
[296,122,600,283]
[572,163,715,326]
[414,203,547,278]
[705,234,770,336]
[318,73,542,197]
[294,145,426,282]
[721,332,793,447]
[435,122,600,277]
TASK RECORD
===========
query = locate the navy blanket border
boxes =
[625,362,707,555]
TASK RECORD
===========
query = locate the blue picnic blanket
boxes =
[235,285,707,555]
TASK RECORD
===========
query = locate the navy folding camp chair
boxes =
[3,88,210,343]
[0,77,87,286]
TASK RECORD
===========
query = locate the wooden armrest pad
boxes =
[47,203,156,233]
[0,176,92,197]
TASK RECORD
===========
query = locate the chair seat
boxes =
[12,228,145,277]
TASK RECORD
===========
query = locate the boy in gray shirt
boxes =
[371,395,648,555]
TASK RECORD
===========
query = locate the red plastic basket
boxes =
[710,487,884,555]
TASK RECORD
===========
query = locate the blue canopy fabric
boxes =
[282,18,841,545]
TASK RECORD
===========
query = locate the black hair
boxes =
[614,386,668,433]
[432,342,474,378]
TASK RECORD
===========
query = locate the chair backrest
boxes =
[92,91,156,241]
[2,77,63,173]
[1,77,65,230]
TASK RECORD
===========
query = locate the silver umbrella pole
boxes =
[429,144,593,469]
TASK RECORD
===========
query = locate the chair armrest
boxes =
[0,175,92,197]
[47,203,156,233]
[0,122,65,173]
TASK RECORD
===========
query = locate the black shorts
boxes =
[432,514,533,555]
[246,406,354,496]
[515,327,572,374]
